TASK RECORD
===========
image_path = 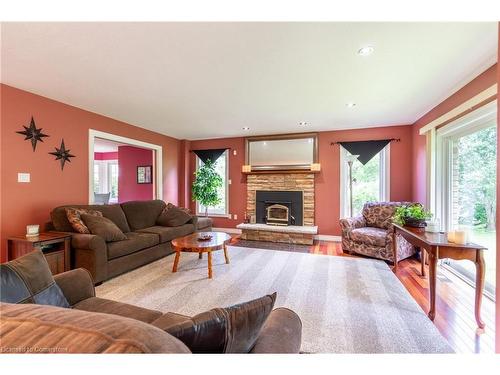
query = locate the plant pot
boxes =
[404,217,427,228]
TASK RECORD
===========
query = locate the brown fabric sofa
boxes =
[339,202,416,262]
[0,268,302,353]
[48,200,197,284]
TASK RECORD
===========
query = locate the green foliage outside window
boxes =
[192,159,223,216]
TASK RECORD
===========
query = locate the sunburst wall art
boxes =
[49,139,75,170]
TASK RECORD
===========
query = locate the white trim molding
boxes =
[88,129,163,204]
[418,84,497,135]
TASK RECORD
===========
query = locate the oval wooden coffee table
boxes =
[171,231,232,279]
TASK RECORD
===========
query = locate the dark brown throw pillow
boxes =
[81,214,127,242]
[165,293,277,353]
[0,250,69,308]
[156,205,192,227]
[65,207,103,234]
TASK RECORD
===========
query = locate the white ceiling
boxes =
[94,138,126,153]
[1,22,497,140]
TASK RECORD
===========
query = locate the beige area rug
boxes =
[96,245,453,353]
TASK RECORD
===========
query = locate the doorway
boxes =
[88,130,162,204]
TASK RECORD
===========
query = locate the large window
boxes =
[196,151,229,216]
[93,160,119,203]
[340,145,390,218]
[435,103,496,297]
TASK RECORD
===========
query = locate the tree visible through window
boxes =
[196,151,228,216]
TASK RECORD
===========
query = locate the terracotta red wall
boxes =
[188,125,413,236]
[117,146,154,202]
[94,152,118,160]
[411,64,497,204]
[0,84,181,262]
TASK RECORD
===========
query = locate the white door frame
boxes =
[88,129,163,204]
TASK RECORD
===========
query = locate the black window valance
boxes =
[192,148,228,164]
[338,140,391,165]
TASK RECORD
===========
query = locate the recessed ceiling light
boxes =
[357,46,374,56]
[299,121,308,126]
[242,127,250,131]
[346,102,356,108]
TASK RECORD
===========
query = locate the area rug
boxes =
[96,245,453,353]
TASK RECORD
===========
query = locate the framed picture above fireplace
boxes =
[245,132,318,172]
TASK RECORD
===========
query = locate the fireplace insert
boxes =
[255,190,303,226]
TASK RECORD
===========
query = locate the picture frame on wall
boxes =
[137,165,152,184]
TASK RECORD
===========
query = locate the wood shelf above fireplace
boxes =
[242,169,320,175]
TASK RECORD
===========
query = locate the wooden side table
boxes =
[7,232,72,275]
[392,224,487,328]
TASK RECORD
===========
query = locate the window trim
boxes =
[339,144,390,218]
[434,101,497,231]
[195,150,230,216]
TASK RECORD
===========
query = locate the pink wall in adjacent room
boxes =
[0,84,181,262]
[187,125,413,236]
[94,152,118,160]
[118,146,154,202]
[496,23,500,355]
[411,64,497,204]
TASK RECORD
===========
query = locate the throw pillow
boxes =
[165,292,277,353]
[156,205,192,227]
[81,214,127,242]
[65,207,103,234]
[0,250,70,307]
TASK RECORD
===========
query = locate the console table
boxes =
[392,224,486,329]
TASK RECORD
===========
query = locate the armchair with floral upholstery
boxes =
[339,202,416,263]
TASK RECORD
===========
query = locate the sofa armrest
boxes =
[339,216,366,233]
[189,215,199,229]
[53,268,95,306]
[250,308,302,354]
[71,233,108,284]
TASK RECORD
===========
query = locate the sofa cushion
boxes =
[197,217,213,230]
[51,204,131,233]
[0,250,69,308]
[74,297,162,323]
[81,214,128,242]
[107,232,160,260]
[164,293,276,353]
[0,302,191,353]
[157,205,192,227]
[120,200,166,231]
[350,227,387,247]
[137,224,195,243]
[65,207,103,234]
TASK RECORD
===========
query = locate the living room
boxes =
[1,1,500,373]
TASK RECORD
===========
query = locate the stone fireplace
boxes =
[238,173,317,245]
[246,173,314,225]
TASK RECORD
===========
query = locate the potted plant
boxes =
[392,204,432,228]
[192,159,223,217]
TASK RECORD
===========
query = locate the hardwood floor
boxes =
[230,236,496,353]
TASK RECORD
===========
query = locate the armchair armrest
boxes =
[339,216,366,233]
[53,268,95,306]
[250,308,302,354]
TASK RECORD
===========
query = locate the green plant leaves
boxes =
[192,159,224,209]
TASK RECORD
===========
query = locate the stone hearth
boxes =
[236,223,318,245]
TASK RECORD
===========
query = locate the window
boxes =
[435,102,496,297]
[340,145,390,218]
[93,160,119,203]
[196,151,229,216]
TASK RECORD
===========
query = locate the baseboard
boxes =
[314,234,341,242]
[212,227,242,234]
[214,227,340,242]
